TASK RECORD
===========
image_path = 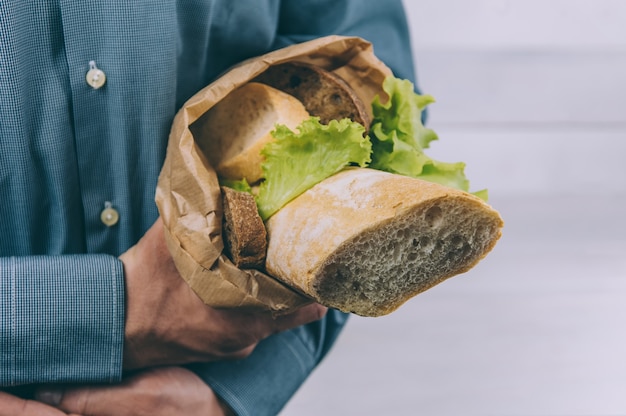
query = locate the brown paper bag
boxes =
[155,35,393,314]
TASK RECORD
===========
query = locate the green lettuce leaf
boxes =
[369,76,486,200]
[219,178,252,193]
[256,117,371,220]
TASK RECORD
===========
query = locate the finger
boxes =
[0,391,66,416]
[271,303,328,333]
[38,367,227,416]
[37,384,135,416]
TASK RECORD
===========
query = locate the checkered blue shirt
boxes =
[0,1,415,414]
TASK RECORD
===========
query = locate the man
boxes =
[0,1,417,414]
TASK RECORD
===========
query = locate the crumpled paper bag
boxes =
[155,35,393,314]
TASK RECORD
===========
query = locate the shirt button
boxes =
[101,202,119,227]
[86,60,106,89]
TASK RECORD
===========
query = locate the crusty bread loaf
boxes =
[221,186,267,269]
[194,82,310,184]
[253,62,371,128]
[197,65,503,317]
[264,168,503,317]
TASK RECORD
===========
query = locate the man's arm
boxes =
[0,218,326,388]
[190,311,348,416]
[120,218,327,370]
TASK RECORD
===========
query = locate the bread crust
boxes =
[253,62,371,128]
[221,186,268,269]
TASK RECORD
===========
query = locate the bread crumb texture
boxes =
[317,197,501,316]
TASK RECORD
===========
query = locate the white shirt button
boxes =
[101,202,119,227]
[86,60,106,89]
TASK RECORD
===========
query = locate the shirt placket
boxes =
[59,0,122,254]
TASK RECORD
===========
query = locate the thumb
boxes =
[0,391,66,416]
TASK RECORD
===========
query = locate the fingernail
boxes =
[36,387,63,405]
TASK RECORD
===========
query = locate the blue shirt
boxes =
[0,1,416,414]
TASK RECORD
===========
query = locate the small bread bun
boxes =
[194,82,310,184]
[264,168,503,317]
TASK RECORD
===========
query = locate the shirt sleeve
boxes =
[273,0,418,83]
[0,255,125,387]
[189,309,349,416]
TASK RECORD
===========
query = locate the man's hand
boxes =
[0,391,77,416]
[121,217,327,369]
[35,366,230,416]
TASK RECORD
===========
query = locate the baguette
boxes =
[265,168,503,316]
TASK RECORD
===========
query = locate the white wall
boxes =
[402,0,626,196]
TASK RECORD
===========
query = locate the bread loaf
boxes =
[264,168,503,317]
[193,82,310,184]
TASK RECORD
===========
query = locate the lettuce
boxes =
[369,77,486,199]
[256,117,371,220]
[219,178,252,193]
[223,76,486,219]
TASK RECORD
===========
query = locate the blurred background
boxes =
[283,1,626,415]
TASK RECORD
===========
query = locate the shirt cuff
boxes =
[0,255,125,386]
[188,309,348,416]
